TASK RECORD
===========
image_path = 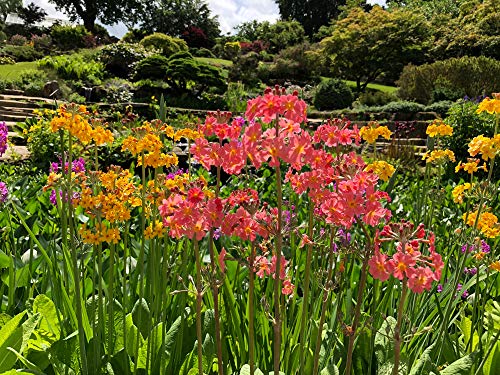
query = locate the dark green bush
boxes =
[98,43,149,78]
[139,33,188,57]
[357,90,398,107]
[379,100,425,113]
[397,56,500,104]
[313,79,354,110]
[229,52,261,88]
[38,54,104,85]
[134,55,169,81]
[424,100,455,116]
[191,47,215,58]
[0,45,43,61]
[50,25,90,50]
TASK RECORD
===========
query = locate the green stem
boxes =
[393,279,408,375]
[299,201,314,373]
[108,241,116,359]
[273,162,283,375]
[313,230,336,374]
[249,242,256,375]
[194,239,204,375]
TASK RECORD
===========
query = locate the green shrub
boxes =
[229,52,261,88]
[397,56,500,104]
[379,100,425,113]
[134,55,169,81]
[313,79,354,110]
[0,45,43,61]
[38,54,104,85]
[357,90,398,107]
[0,56,15,65]
[9,69,49,96]
[140,33,188,57]
[224,82,248,113]
[121,29,148,43]
[8,34,28,46]
[191,47,215,58]
[50,25,90,50]
[424,100,455,116]
[98,43,149,78]
[102,78,134,103]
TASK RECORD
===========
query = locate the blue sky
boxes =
[30,0,386,37]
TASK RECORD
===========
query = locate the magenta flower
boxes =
[0,182,8,203]
[0,121,8,156]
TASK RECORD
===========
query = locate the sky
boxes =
[29,0,386,37]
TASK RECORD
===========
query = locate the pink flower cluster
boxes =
[368,221,443,293]
[0,121,8,156]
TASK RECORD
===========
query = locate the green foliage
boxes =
[356,90,398,107]
[224,81,248,113]
[260,41,322,84]
[229,52,261,88]
[98,42,149,78]
[17,2,48,25]
[223,41,241,61]
[313,78,354,110]
[321,6,430,92]
[134,54,169,81]
[0,56,15,65]
[38,54,104,85]
[50,25,90,51]
[0,45,42,62]
[443,100,497,179]
[139,0,220,45]
[275,0,346,37]
[101,78,134,103]
[397,56,500,104]
[378,100,425,113]
[139,32,188,57]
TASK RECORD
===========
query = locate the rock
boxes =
[42,81,61,99]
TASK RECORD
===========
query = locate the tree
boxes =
[0,0,21,24]
[320,6,430,92]
[17,2,47,26]
[140,0,220,46]
[48,0,144,33]
[274,0,348,37]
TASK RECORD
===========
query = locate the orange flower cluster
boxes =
[463,209,500,238]
[451,183,473,204]
[364,160,396,182]
[422,149,455,164]
[476,95,500,115]
[426,120,453,138]
[121,120,185,169]
[359,121,392,144]
[468,134,500,161]
[79,223,120,245]
[50,104,113,145]
[455,158,487,174]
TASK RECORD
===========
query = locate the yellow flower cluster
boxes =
[174,128,203,141]
[49,104,114,145]
[468,135,500,161]
[138,152,178,169]
[477,96,500,115]
[422,149,455,164]
[79,223,120,245]
[463,210,500,238]
[455,159,487,174]
[359,122,392,144]
[426,120,453,137]
[451,183,472,204]
[79,168,140,222]
[144,220,166,239]
[364,160,396,182]
[490,261,500,272]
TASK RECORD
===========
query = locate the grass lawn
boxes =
[195,57,233,68]
[0,61,38,80]
[344,80,398,93]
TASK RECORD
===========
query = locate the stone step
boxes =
[0,94,55,104]
[7,131,26,145]
[0,113,32,122]
[0,144,30,162]
[0,99,42,109]
[0,106,36,116]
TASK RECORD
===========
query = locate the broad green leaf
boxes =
[6,346,43,373]
[0,371,36,375]
[165,315,182,355]
[131,298,151,338]
[320,364,339,375]
[0,314,12,330]
[240,364,264,375]
[137,322,164,370]
[125,313,144,357]
[0,251,11,269]
[409,343,435,375]
[484,342,500,375]
[440,352,477,375]
[202,333,215,374]
[0,311,26,372]
[375,316,396,368]
[33,294,61,341]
